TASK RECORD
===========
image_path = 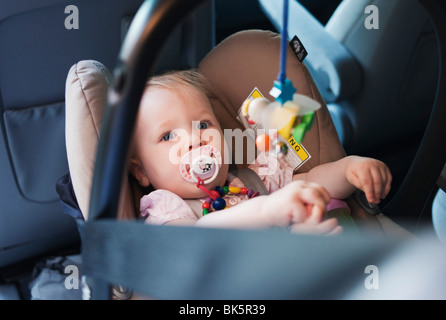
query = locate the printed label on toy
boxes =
[288,137,311,165]
[248,87,263,99]
[290,35,308,62]
[238,87,312,171]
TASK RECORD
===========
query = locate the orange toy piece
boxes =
[256,134,271,152]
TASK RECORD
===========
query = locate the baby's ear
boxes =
[129,157,150,187]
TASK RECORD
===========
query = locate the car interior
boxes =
[1,0,445,301]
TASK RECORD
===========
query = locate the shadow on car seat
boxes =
[0,0,215,299]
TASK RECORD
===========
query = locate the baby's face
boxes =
[132,84,229,199]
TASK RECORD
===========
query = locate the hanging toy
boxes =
[244,0,320,157]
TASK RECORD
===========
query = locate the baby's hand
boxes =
[345,156,392,204]
[290,205,343,236]
[262,180,340,235]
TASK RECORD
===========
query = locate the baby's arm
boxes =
[293,156,392,204]
[193,180,341,235]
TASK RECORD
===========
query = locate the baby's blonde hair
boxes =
[146,69,211,97]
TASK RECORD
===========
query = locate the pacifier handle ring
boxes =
[196,178,219,200]
[196,179,204,188]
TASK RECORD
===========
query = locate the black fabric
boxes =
[56,173,84,220]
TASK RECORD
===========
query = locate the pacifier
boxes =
[180,145,222,184]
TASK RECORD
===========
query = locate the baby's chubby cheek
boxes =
[209,162,229,188]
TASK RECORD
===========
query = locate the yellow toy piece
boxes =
[268,102,299,136]
[278,115,296,139]
[277,101,299,139]
[228,187,241,194]
[241,99,251,117]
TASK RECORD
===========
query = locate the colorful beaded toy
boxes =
[196,179,259,216]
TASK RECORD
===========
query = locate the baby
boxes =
[130,70,392,235]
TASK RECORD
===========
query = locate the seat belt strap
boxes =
[232,167,270,196]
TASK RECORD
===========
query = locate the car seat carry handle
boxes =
[88,0,208,221]
[78,219,404,300]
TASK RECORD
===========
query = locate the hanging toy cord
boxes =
[278,0,289,85]
[270,0,296,105]
[267,0,316,143]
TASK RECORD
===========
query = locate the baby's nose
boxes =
[188,143,202,151]
[188,133,204,151]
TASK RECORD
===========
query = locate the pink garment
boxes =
[327,198,351,212]
[248,152,294,193]
[140,189,197,225]
[140,153,349,225]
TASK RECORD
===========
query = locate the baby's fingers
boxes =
[292,181,331,208]
[349,171,374,203]
[305,204,325,225]
[325,225,344,236]
[370,167,385,204]
[368,165,392,203]
[290,218,341,236]
[353,169,383,204]
[379,165,392,200]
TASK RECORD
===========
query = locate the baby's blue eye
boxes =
[161,132,175,141]
[198,121,210,130]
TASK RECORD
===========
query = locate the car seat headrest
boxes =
[65,60,135,220]
[65,30,346,220]
[65,61,109,219]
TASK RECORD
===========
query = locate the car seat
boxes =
[0,0,214,294]
[60,0,439,298]
[64,38,411,233]
[258,0,443,229]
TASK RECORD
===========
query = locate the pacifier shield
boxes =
[180,145,221,184]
